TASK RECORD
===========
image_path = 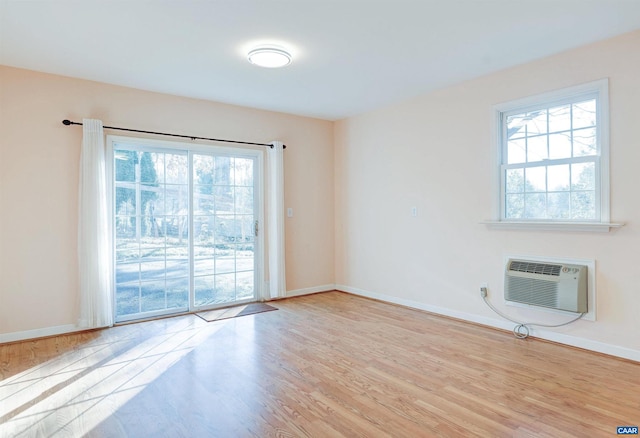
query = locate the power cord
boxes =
[480,287,585,339]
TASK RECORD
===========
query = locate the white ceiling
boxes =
[2,0,640,120]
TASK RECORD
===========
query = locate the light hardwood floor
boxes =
[1,291,638,437]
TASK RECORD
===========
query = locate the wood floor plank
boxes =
[1,291,639,437]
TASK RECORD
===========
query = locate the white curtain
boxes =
[78,119,113,328]
[266,141,286,299]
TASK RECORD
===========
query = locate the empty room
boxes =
[1,1,639,436]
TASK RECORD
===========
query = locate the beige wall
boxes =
[0,66,334,335]
[335,30,640,359]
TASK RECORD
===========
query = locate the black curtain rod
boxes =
[62,119,285,149]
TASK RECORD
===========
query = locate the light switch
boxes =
[287,208,293,218]
[411,207,417,217]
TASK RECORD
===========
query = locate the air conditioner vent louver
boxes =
[504,258,587,313]
[505,276,558,308]
[509,260,562,276]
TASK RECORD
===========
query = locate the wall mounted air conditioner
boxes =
[504,259,587,313]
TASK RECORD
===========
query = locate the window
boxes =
[494,79,611,229]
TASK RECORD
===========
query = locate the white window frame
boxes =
[486,78,621,232]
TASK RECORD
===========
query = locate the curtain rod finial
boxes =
[62,119,72,125]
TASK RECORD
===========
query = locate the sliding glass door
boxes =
[110,137,262,322]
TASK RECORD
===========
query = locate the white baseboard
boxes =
[6,286,637,363]
[0,324,82,344]
[336,284,640,363]
[0,285,337,343]
[286,284,336,298]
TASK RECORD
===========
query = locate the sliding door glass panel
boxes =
[235,158,255,301]
[114,148,189,320]
[193,154,256,308]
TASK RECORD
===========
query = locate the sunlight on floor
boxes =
[0,319,227,437]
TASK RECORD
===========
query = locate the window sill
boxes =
[480,220,624,233]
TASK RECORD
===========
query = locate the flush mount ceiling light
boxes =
[247,46,292,68]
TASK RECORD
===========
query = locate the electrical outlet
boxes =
[480,282,488,297]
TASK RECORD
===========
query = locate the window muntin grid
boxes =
[500,96,600,221]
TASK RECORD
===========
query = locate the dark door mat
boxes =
[196,303,277,322]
